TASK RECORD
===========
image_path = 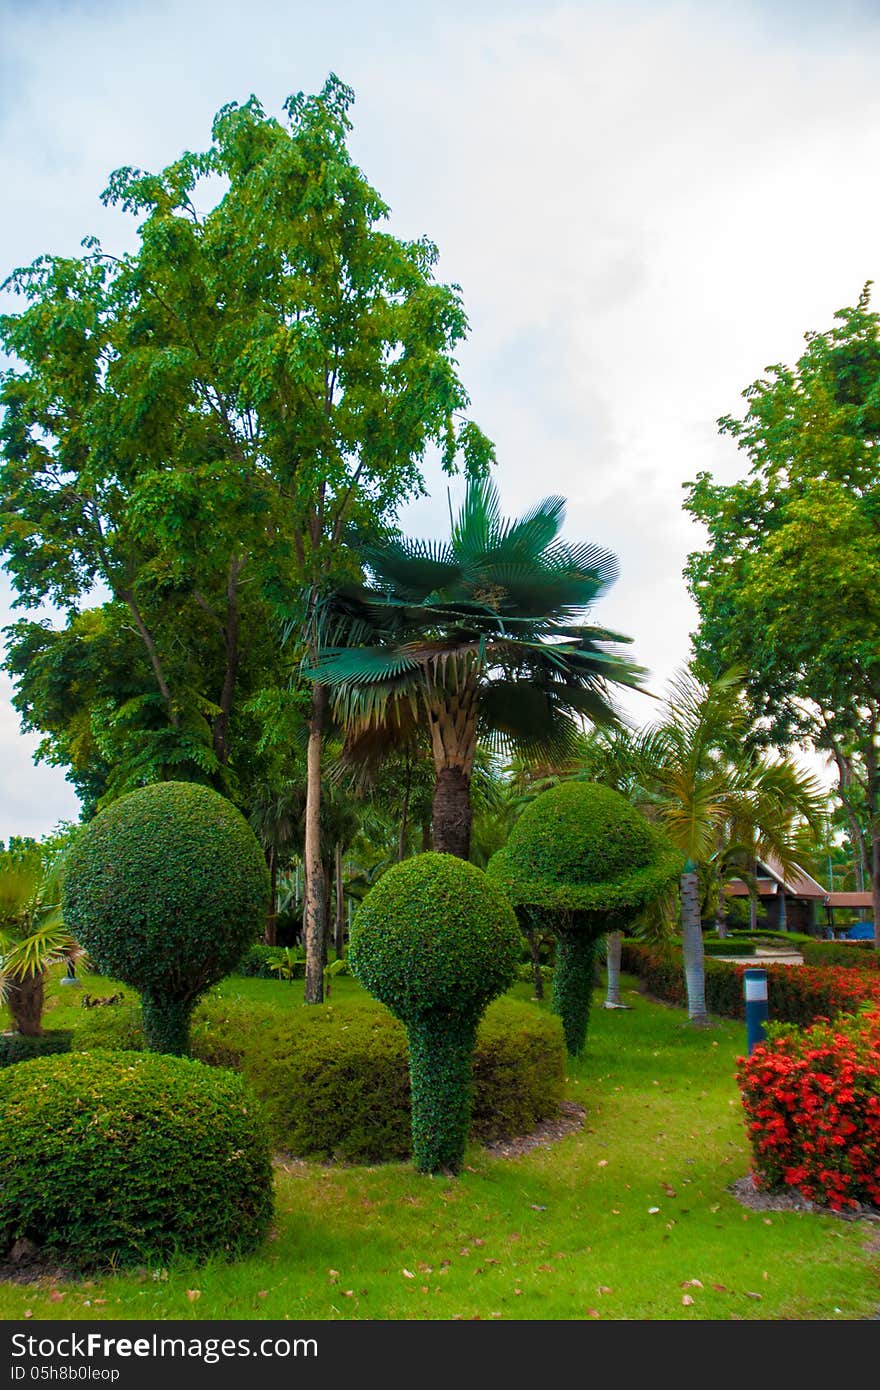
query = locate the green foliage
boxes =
[72,993,566,1164]
[620,940,880,1026]
[488,781,680,919]
[488,782,679,1055]
[0,1051,272,1268]
[349,853,520,1023]
[1,77,489,811]
[62,782,269,1054]
[552,932,597,1056]
[683,289,880,939]
[703,938,755,957]
[313,477,644,859]
[0,1030,72,1068]
[800,939,880,969]
[350,852,520,1172]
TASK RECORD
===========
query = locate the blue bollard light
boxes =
[743,968,768,1054]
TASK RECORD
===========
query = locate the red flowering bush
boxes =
[737,1008,880,1211]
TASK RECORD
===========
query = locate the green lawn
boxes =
[1,972,878,1321]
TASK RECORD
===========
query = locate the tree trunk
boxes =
[604,931,624,1007]
[681,866,709,1025]
[213,555,243,766]
[334,842,345,956]
[526,926,544,1001]
[398,758,412,862]
[322,863,331,968]
[432,766,472,859]
[264,845,277,946]
[303,682,328,1003]
[7,971,44,1037]
[427,678,478,860]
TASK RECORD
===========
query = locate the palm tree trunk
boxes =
[7,970,44,1037]
[427,679,478,860]
[432,766,472,859]
[303,682,328,1003]
[604,931,623,1007]
[681,866,709,1026]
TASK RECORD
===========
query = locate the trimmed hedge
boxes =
[72,993,566,1164]
[63,782,270,1055]
[487,782,681,917]
[350,853,521,1173]
[621,940,880,1026]
[488,783,679,1058]
[703,939,755,957]
[800,940,880,970]
[0,1030,73,1069]
[0,1051,273,1268]
[738,1009,880,1211]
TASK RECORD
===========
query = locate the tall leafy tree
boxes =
[684,287,880,948]
[1,77,491,1003]
[313,477,642,860]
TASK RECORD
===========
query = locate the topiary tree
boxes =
[348,852,520,1174]
[62,782,270,1055]
[487,782,680,1056]
[0,1050,273,1267]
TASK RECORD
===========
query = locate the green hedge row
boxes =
[73,994,566,1164]
[620,941,880,1027]
[799,940,880,969]
[703,939,755,957]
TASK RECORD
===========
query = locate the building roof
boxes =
[724,878,778,898]
[826,891,873,910]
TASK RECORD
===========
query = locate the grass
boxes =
[1,970,878,1321]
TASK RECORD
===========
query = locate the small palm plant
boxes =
[0,846,81,1036]
[312,478,643,859]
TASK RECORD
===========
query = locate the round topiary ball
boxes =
[349,852,521,1175]
[349,851,521,1024]
[487,782,680,1056]
[63,781,270,1054]
[0,1051,273,1268]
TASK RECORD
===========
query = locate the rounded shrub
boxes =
[349,852,521,1174]
[0,1050,273,1268]
[62,781,270,1055]
[72,992,566,1162]
[488,782,680,1056]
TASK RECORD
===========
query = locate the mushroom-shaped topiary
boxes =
[487,782,680,1056]
[349,852,521,1174]
[62,782,270,1056]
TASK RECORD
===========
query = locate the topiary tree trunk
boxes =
[552,930,597,1057]
[406,1012,479,1174]
[140,992,194,1057]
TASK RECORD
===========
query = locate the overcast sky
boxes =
[2,0,880,839]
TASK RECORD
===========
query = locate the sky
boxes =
[2,0,880,839]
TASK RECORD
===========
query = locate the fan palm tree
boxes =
[311,477,644,860]
[607,669,826,1025]
[0,846,81,1036]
